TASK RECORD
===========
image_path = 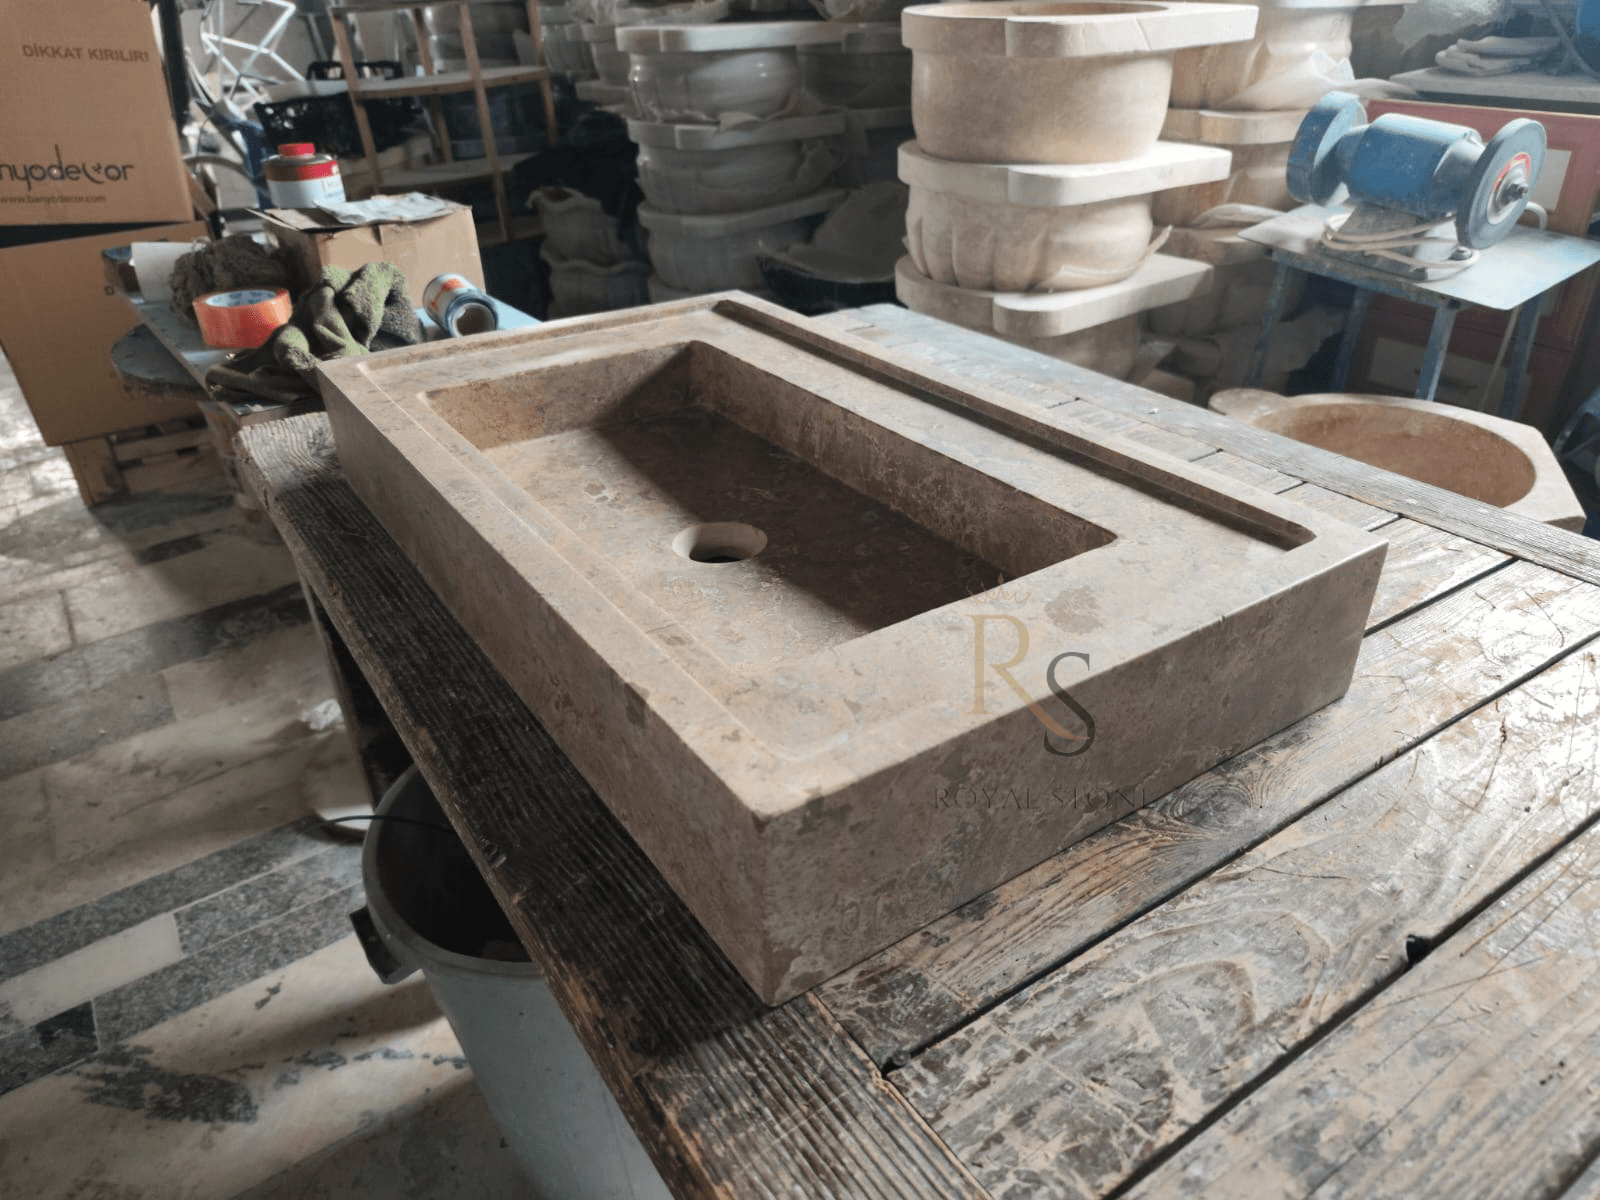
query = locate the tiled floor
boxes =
[0,353,530,1198]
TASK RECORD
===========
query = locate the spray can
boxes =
[263,143,346,208]
[423,273,499,336]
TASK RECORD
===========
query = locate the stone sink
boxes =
[321,296,1386,1004]
[1210,389,1586,532]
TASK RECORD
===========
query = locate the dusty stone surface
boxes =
[903,1,1259,164]
[1210,389,1588,531]
[321,296,1386,1004]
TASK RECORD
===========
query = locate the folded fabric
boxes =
[1435,45,1546,74]
[1435,35,1565,75]
[205,261,421,408]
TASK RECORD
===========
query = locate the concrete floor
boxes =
[0,351,532,1198]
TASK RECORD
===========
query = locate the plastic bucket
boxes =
[357,767,670,1200]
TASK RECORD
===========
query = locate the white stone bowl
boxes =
[628,113,847,215]
[638,139,838,214]
[620,22,842,121]
[640,191,842,291]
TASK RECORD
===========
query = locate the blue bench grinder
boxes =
[1287,91,1547,279]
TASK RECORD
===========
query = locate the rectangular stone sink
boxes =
[321,296,1386,1004]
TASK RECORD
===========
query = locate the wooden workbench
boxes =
[237,303,1600,1199]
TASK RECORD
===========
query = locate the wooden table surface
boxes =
[237,303,1600,1199]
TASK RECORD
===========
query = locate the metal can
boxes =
[423,272,499,337]
[263,143,346,208]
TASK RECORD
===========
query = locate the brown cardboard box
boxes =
[261,203,485,306]
[0,0,194,226]
[0,220,209,445]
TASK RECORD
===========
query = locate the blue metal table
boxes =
[1238,204,1600,420]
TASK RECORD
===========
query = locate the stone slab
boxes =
[895,252,1214,338]
[901,1,1258,58]
[897,139,1233,207]
[320,294,1386,1004]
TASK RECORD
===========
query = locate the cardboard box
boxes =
[0,219,208,445]
[261,203,485,306]
[0,0,194,227]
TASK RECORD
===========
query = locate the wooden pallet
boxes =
[61,414,219,506]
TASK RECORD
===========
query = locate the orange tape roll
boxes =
[193,287,293,350]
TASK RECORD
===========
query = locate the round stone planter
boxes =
[902,0,1258,164]
[640,190,842,291]
[630,113,845,214]
[620,21,843,121]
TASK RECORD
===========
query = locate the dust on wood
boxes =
[1126,727,1600,1200]
[819,560,1600,1068]
[888,633,1600,1199]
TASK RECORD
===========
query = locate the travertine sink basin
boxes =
[1210,390,1586,532]
[322,296,1385,1004]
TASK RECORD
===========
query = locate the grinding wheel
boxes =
[1457,118,1546,248]
[1287,91,1363,207]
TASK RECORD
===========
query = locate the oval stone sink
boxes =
[1210,389,1586,532]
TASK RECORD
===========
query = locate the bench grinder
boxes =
[1287,91,1547,279]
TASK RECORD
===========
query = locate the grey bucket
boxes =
[354,766,670,1199]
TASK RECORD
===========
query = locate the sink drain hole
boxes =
[673,522,767,564]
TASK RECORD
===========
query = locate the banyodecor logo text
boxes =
[0,147,137,191]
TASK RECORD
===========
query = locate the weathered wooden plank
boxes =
[60,437,124,505]
[890,635,1600,1200]
[1125,728,1600,1200]
[1365,518,1510,631]
[110,425,208,463]
[1105,414,1219,462]
[840,304,1600,588]
[1187,449,1302,494]
[1277,481,1396,532]
[237,414,987,1200]
[810,310,1223,464]
[817,559,1600,1069]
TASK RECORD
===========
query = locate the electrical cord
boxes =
[1320,200,1548,277]
[1319,211,1482,276]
